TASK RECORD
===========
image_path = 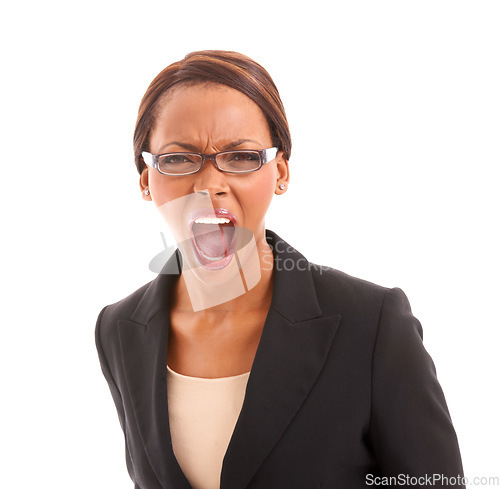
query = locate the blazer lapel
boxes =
[220,311,341,489]
[220,231,341,489]
[117,254,192,489]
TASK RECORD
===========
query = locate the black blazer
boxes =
[96,230,464,489]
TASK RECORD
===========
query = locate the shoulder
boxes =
[98,280,152,324]
[308,263,424,360]
[308,261,393,315]
[95,280,152,347]
[267,228,406,321]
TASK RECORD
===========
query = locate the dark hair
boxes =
[133,50,291,174]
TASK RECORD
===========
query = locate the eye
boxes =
[161,154,197,165]
[157,153,202,175]
[228,152,260,162]
[218,151,262,172]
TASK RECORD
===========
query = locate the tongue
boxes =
[192,222,235,259]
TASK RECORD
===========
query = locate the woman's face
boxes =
[141,83,289,267]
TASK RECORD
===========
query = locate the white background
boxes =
[1,1,499,487]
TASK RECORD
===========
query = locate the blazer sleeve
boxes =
[95,306,141,489]
[368,288,465,488]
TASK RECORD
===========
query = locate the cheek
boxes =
[235,171,277,219]
[149,172,186,207]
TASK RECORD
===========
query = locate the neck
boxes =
[172,231,274,314]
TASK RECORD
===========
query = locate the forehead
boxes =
[149,83,272,152]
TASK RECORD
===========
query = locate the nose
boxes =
[192,157,229,197]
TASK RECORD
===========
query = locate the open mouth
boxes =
[189,208,238,270]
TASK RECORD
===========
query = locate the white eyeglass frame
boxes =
[141,147,279,175]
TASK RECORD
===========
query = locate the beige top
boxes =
[166,365,250,489]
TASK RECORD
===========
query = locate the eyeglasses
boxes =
[141,147,278,176]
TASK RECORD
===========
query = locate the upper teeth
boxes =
[194,217,231,224]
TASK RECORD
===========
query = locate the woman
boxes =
[96,50,465,489]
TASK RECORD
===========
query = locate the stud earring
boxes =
[143,189,150,196]
[279,183,286,190]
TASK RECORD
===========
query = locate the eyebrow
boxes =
[158,139,263,153]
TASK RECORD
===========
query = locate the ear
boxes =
[139,167,152,201]
[275,150,290,195]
